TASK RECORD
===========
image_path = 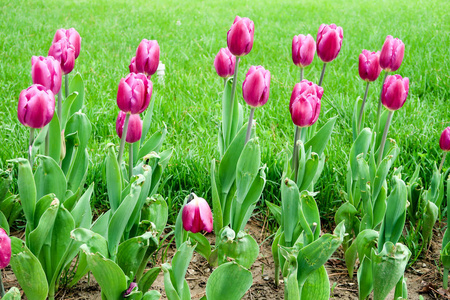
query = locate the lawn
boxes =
[0,0,449,220]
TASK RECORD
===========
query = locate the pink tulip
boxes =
[289,80,323,127]
[116,111,142,143]
[359,50,382,82]
[242,66,271,108]
[129,56,138,73]
[316,24,343,63]
[381,74,409,111]
[227,16,254,57]
[379,35,405,72]
[182,193,213,233]
[135,39,160,76]
[0,228,10,269]
[117,73,152,114]
[292,34,316,68]
[123,282,137,297]
[214,48,236,78]
[31,56,62,95]
[18,84,55,129]
[53,28,81,59]
[48,38,76,75]
[440,127,450,152]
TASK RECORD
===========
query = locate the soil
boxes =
[2,223,448,299]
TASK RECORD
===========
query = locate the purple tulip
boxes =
[381,74,409,111]
[53,28,81,59]
[129,56,138,73]
[242,66,271,108]
[359,50,382,82]
[123,282,137,297]
[380,35,405,72]
[214,48,236,78]
[227,16,254,57]
[292,34,316,68]
[289,80,323,127]
[116,111,142,143]
[117,73,152,114]
[48,38,76,75]
[0,228,10,269]
[440,127,450,152]
[31,56,62,95]
[135,39,160,76]
[18,84,55,129]
[316,24,343,63]
[182,193,213,233]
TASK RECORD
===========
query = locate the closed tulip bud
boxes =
[227,16,254,57]
[53,28,81,59]
[129,56,138,73]
[380,35,405,72]
[292,34,316,68]
[116,111,142,143]
[182,193,213,233]
[135,39,160,76]
[242,66,271,108]
[214,48,236,78]
[48,38,76,75]
[31,56,62,95]
[316,24,343,63]
[289,80,323,127]
[440,127,450,152]
[123,282,137,297]
[358,50,382,82]
[381,74,409,111]
[0,228,11,268]
[117,73,153,114]
[18,84,55,128]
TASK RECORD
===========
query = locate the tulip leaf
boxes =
[344,240,358,279]
[138,267,161,294]
[14,158,36,227]
[28,199,59,257]
[2,287,21,300]
[236,138,261,204]
[357,256,373,300]
[31,126,49,161]
[281,178,300,246]
[138,123,167,160]
[61,92,78,129]
[356,229,379,263]
[211,160,223,234]
[34,155,67,203]
[335,202,358,236]
[422,200,438,244]
[206,262,253,300]
[301,265,330,300]
[300,191,321,240]
[349,128,372,180]
[142,290,162,300]
[66,148,89,193]
[71,228,109,258]
[372,144,399,203]
[188,232,211,262]
[299,152,320,191]
[48,113,61,162]
[105,145,122,213]
[65,112,91,150]
[69,73,85,114]
[265,200,281,225]
[352,98,364,141]
[303,116,337,156]
[0,211,9,235]
[146,194,168,234]
[70,183,93,229]
[140,99,155,145]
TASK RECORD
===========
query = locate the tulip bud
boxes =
[116,111,142,143]
[0,228,11,269]
[214,48,236,78]
[316,24,343,63]
[123,282,137,297]
[379,35,405,72]
[227,16,254,57]
[48,38,76,75]
[359,50,382,82]
[381,74,409,111]
[242,66,271,108]
[135,39,160,76]
[31,56,62,95]
[289,80,323,127]
[129,56,138,73]
[53,28,81,59]
[18,84,55,129]
[440,127,450,152]
[292,34,316,68]
[182,193,213,233]
[117,73,153,114]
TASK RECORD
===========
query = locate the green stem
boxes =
[440,152,447,173]
[117,113,131,165]
[358,82,371,135]
[45,125,49,156]
[129,142,133,180]
[300,67,304,82]
[377,110,394,165]
[376,72,389,131]
[65,74,69,98]
[444,268,449,289]
[293,126,302,182]
[229,58,240,114]
[318,63,327,86]
[28,128,35,166]
[245,108,255,144]
[274,261,280,287]
[57,89,62,123]
[0,269,5,298]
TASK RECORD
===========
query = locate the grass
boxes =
[0,0,449,220]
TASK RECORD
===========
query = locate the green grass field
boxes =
[1,0,449,221]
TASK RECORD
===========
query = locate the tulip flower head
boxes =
[53,28,81,59]
[359,50,382,82]
[117,73,153,114]
[289,80,323,127]
[316,24,343,63]
[0,228,11,269]
[31,56,62,95]
[214,48,236,78]
[182,193,213,233]
[129,56,138,73]
[116,111,142,143]
[242,66,271,108]
[123,282,137,297]
[292,34,316,68]
[18,84,55,129]
[380,35,405,72]
[381,74,409,111]
[135,39,160,76]
[227,16,255,57]
[440,127,450,152]
[48,38,76,75]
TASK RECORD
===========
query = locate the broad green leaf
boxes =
[65,112,91,150]
[138,124,167,160]
[422,200,438,244]
[91,210,111,238]
[357,256,373,300]
[71,228,109,258]
[145,194,168,234]
[300,191,321,240]
[14,158,36,226]
[106,145,122,213]
[352,98,364,141]
[0,210,9,234]
[175,197,188,249]
[372,145,399,204]
[34,156,67,203]
[349,128,372,179]
[48,113,61,162]
[301,265,330,300]
[265,200,281,225]
[71,183,93,229]
[299,152,320,191]
[66,148,89,193]
[206,262,252,300]
[188,232,211,262]
[217,229,259,269]
[61,92,78,129]
[211,160,223,234]
[140,99,155,145]
[335,202,357,236]
[138,267,161,294]
[68,73,85,114]
[355,229,378,263]
[304,116,337,156]
[345,240,358,279]
[171,241,196,296]
[235,138,261,204]
[28,199,59,257]
[2,286,21,300]
[142,290,162,300]
[31,126,49,161]
[281,178,300,247]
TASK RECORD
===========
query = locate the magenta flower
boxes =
[214,48,236,78]
[48,38,76,75]
[18,84,55,129]
[53,28,81,59]
[135,39,160,76]
[380,35,405,72]
[381,74,409,111]
[117,73,153,114]
[182,193,213,233]
[292,34,316,68]
[359,50,382,82]
[129,56,138,73]
[0,228,10,269]
[440,127,450,152]
[316,24,343,63]
[123,282,137,297]
[227,16,254,57]
[242,66,271,108]
[289,80,323,127]
[116,111,142,143]
[31,56,62,95]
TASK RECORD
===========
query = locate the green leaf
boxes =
[352,98,364,141]
[142,290,162,300]
[422,200,438,244]
[344,240,358,279]
[65,112,91,150]
[299,152,320,191]
[188,232,211,262]
[145,194,168,234]
[71,183,93,229]
[357,256,373,300]
[0,210,9,234]
[304,116,337,156]
[28,198,59,257]
[171,241,196,296]
[335,202,357,236]
[235,138,261,204]
[34,156,67,203]
[48,113,61,162]
[138,267,161,293]
[14,158,36,226]
[206,262,253,300]
[66,148,89,193]
[349,128,372,180]
[355,229,379,264]
[162,264,181,300]
[138,124,167,160]
[2,287,21,300]
[69,73,85,114]
[140,99,155,145]
[211,160,223,234]
[217,229,259,269]
[301,265,330,300]
[71,228,109,258]
[61,92,78,129]
[281,178,300,247]
[31,126,49,161]
[106,145,122,213]
[300,191,321,241]
[265,200,281,225]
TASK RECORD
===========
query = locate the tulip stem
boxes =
[274,261,280,287]
[118,113,131,165]
[57,89,62,123]
[129,143,133,181]
[439,152,447,173]
[28,128,35,166]
[229,58,240,113]
[300,68,304,82]
[444,268,449,289]
[293,126,302,183]
[45,127,49,156]
[65,74,69,98]
[358,82,371,135]
[0,269,5,298]
[377,110,394,165]
[245,108,255,144]
[318,63,327,86]
[376,72,389,131]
